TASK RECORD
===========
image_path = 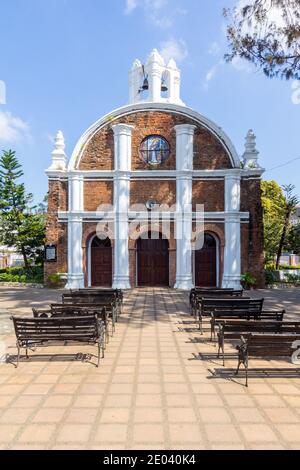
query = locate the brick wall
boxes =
[192,180,225,212]
[84,181,113,211]
[78,111,232,171]
[130,180,176,206]
[44,180,68,283]
[241,178,265,287]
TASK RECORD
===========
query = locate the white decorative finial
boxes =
[132,59,142,70]
[146,49,165,66]
[242,129,260,169]
[167,58,178,70]
[47,130,67,171]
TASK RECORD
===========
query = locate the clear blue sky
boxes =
[0,0,299,203]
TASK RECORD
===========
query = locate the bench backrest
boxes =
[221,319,298,335]
[68,289,122,301]
[33,305,107,321]
[190,289,243,302]
[201,298,252,315]
[62,292,116,305]
[243,333,300,357]
[12,316,99,344]
[249,299,264,313]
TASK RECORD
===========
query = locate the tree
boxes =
[0,150,46,268]
[261,180,285,263]
[224,0,300,80]
[285,223,300,255]
[275,184,299,268]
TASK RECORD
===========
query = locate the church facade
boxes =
[45,49,265,290]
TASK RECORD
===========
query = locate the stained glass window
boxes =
[140,135,170,166]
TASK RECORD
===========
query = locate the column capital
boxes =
[112,123,135,136]
[225,171,242,181]
[174,124,197,136]
[69,173,84,181]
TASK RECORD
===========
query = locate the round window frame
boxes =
[139,135,171,167]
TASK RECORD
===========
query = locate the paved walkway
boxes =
[0,287,300,450]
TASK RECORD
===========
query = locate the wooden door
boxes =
[137,234,169,287]
[195,233,217,287]
[91,237,112,287]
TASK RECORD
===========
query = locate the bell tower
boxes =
[129,49,185,106]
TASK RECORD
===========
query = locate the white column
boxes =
[174,124,196,290]
[149,68,162,102]
[66,174,84,289]
[112,124,134,289]
[222,173,242,289]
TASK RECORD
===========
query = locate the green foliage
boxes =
[47,273,64,288]
[285,273,300,283]
[224,1,300,80]
[265,263,300,270]
[0,150,46,267]
[241,272,257,288]
[261,180,300,266]
[0,266,43,283]
[265,270,276,286]
[285,224,300,255]
[275,184,299,269]
[261,180,285,263]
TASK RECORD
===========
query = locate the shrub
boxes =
[0,266,43,284]
[265,263,300,271]
[241,272,257,289]
[265,270,276,286]
[285,273,300,283]
[47,273,64,288]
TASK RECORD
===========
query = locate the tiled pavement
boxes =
[0,286,300,450]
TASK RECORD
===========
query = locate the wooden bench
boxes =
[67,288,123,311]
[33,303,110,345]
[11,316,104,368]
[216,315,288,365]
[197,297,264,334]
[62,293,118,326]
[236,332,300,386]
[57,301,115,335]
[209,300,274,340]
[189,288,243,316]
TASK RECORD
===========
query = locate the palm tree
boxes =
[275,185,299,270]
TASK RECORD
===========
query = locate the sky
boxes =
[0,0,299,204]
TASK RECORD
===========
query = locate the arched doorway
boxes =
[89,236,112,287]
[137,232,169,287]
[194,233,218,287]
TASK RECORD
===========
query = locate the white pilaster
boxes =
[65,174,84,289]
[112,124,134,289]
[174,124,196,290]
[222,173,242,289]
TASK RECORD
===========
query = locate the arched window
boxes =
[140,135,170,166]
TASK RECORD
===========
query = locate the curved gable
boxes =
[69,103,240,171]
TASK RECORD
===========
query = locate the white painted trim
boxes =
[57,210,250,221]
[67,103,242,170]
[46,168,265,179]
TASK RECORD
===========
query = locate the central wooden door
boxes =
[91,237,112,287]
[194,233,217,287]
[137,234,169,287]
